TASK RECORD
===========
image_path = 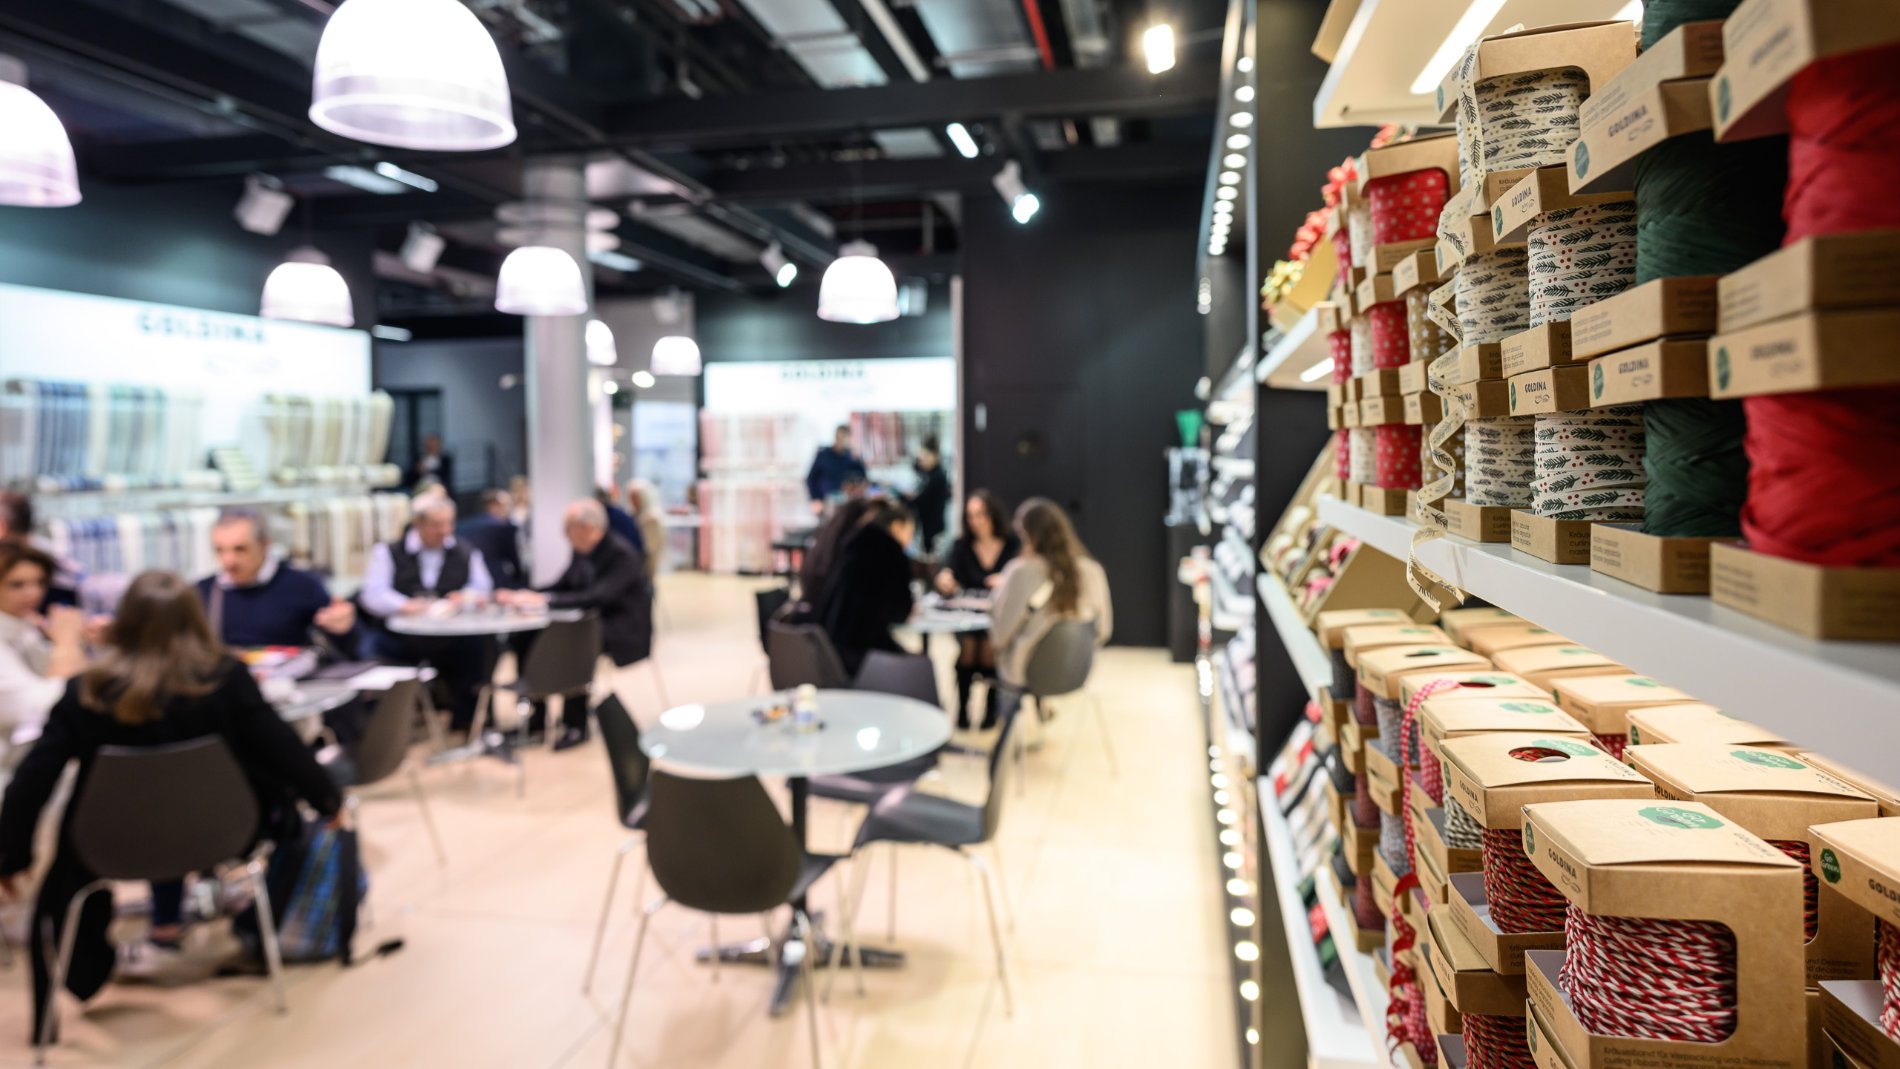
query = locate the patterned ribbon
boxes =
[1369,170,1452,245]
[1466,416,1537,507]
[1456,248,1532,345]
[1532,409,1647,520]
[1351,316,1374,377]
[1527,202,1639,327]
[1349,427,1378,485]
[1377,424,1424,489]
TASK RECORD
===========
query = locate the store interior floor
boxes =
[0,574,1234,1069]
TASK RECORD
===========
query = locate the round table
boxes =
[899,607,991,656]
[273,680,359,724]
[386,607,583,637]
[640,689,951,1012]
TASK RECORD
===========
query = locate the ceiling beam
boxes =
[705,139,1205,202]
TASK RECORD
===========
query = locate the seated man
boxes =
[458,488,526,589]
[499,499,651,751]
[361,494,495,733]
[199,510,359,651]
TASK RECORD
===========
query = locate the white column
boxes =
[522,156,594,585]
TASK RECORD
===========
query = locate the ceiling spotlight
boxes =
[1219,171,1241,185]
[374,161,438,192]
[945,122,980,159]
[1144,24,1175,74]
[632,370,656,388]
[993,160,1040,224]
[761,242,798,287]
[0,55,79,208]
[261,247,354,327]
[370,324,412,341]
[602,380,619,395]
[1223,153,1246,168]
[234,174,294,235]
[1234,85,1255,103]
[309,0,516,151]
[399,221,446,273]
[1212,201,1234,215]
[1237,57,1254,73]
[1227,134,1251,150]
[1229,112,1253,128]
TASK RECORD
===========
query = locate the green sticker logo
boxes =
[1437,86,1446,112]
[1592,362,1605,398]
[1509,380,1517,408]
[1732,749,1804,770]
[1627,677,1661,688]
[1559,648,1592,656]
[1717,77,1732,123]
[1524,823,1536,857]
[1500,701,1552,714]
[1639,805,1724,830]
[1821,848,1842,885]
[1494,205,1505,234]
[1466,675,1516,686]
[1628,725,1642,745]
[1537,738,1599,757]
[1716,347,1732,391]
[1575,140,1591,179]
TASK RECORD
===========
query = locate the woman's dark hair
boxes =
[0,491,31,539]
[0,541,56,587]
[81,570,225,725]
[860,498,913,531]
[1015,497,1089,615]
[799,498,875,603]
[963,490,1008,540]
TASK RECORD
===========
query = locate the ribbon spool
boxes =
[1444,797,1484,849]
[1368,170,1451,245]
[1526,202,1637,328]
[1532,409,1648,520]
[1332,223,1354,279]
[1480,827,1569,933]
[1353,876,1385,931]
[1406,288,1457,366]
[1560,906,1738,1043]
[1349,202,1374,278]
[1465,1013,1536,1069]
[1354,681,1377,727]
[1353,770,1380,826]
[1456,248,1532,345]
[1380,811,1410,874]
[1369,301,1411,369]
[1766,838,1819,941]
[1465,416,1536,507]
[1473,66,1588,173]
[1335,428,1352,483]
[1351,316,1374,377]
[1330,328,1352,383]
[1350,427,1378,485]
[1330,648,1354,699]
[1878,919,1900,1037]
[1377,424,1424,489]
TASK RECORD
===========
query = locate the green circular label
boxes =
[1510,380,1518,407]
[1628,725,1642,745]
[1716,347,1732,390]
[1821,848,1842,884]
[1639,805,1724,830]
[1732,749,1804,769]
[1494,206,1505,234]
[1575,141,1591,178]
[1627,677,1662,688]
[1717,77,1732,122]
[1559,648,1592,656]
[1500,701,1552,714]
[1467,676,1516,686]
[1538,738,1598,757]
[1437,86,1446,112]
[1524,823,1536,857]
[1592,362,1605,397]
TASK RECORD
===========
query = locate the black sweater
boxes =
[815,524,915,675]
[944,534,1020,593]
[546,532,652,667]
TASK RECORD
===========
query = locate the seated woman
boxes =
[990,498,1113,703]
[0,542,87,760]
[814,499,917,677]
[933,490,1020,728]
[0,570,343,1036]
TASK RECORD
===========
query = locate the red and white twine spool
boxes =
[1382,677,1464,1053]
[1767,838,1819,942]
[1560,906,1738,1044]
[1464,1013,1535,1069]
[1878,919,1900,1038]
[1480,826,1569,933]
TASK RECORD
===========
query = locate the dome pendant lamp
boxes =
[495,245,588,316]
[260,247,355,327]
[309,0,517,151]
[817,241,899,324]
[586,318,618,366]
[0,56,80,207]
[650,335,702,376]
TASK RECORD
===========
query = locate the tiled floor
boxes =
[0,574,1234,1068]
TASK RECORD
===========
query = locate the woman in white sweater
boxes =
[990,498,1111,696]
[0,542,86,760]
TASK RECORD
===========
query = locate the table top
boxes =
[901,608,992,635]
[641,689,951,779]
[387,607,584,636]
[274,680,358,723]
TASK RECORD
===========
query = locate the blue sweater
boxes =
[806,447,868,501]
[194,567,343,649]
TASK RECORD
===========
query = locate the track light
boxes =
[761,243,798,288]
[993,160,1040,224]
[1144,25,1175,74]
[945,122,980,159]
[235,175,294,236]
[400,221,446,272]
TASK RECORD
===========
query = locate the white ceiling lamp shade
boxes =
[586,318,617,366]
[817,240,899,324]
[495,245,588,316]
[309,0,517,151]
[650,335,702,376]
[261,247,354,327]
[0,56,80,208]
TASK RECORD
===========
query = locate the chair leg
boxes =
[608,896,664,1068]
[886,843,899,944]
[708,915,721,983]
[793,911,824,1069]
[248,859,289,1014]
[987,839,1016,931]
[966,852,1014,1018]
[824,856,866,1002]
[582,837,638,995]
[1090,690,1118,777]
[1013,716,1028,797]
[37,880,105,1064]
[407,765,448,867]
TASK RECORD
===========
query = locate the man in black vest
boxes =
[362,494,496,731]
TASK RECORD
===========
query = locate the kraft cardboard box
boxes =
[1493,645,1631,692]
[1400,668,1547,708]
[1438,196,1528,272]
[1412,789,1483,878]
[1437,607,1521,645]
[1318,607,1418,650]
[1418,827,1453,907]
[1343,805,1378,877]
[1625,745,1879,984]
[1495,166,1634,244]
[1719,231,1900,333]
[1508,365,1592,417]
[1710,541,1900,641]
[1820,983,1900,1069]
[1626,703,1792,750]
[1361,395,1404,426]
[1523,798,1808,1069]
[1359,645,1494,702]
[1359,273,1400,312]
[1426,907,1531,1018]
[1467,623,1574,658]
[1368,752,1403,816]
[1373,848,1400,917]
[1571,275,1721,359]
[1510,511,1595,566]
[1435,22,1639,125]
[1501,321,1576,378]
[1343,719,1376,770]
[1423,939,1466,1039]
[1446,499,1516,543]
[1360,132,1463,196]
[1420,696,1595,764]
[1711,0,1900,143]
[1708,309,1900,399]
[1363,486,1412,516]
[1395,249,1443,297]
[1358,367,1405,399]
[1345,623,1454,669]
[1457,344,1505,385]
[1401,361,1432,396]
[1588,338,1712,405]
[1406,391,1445,425]
[1440,733,1655,971]
[1568,22,1728,193]
[1590,523,1718,595]
[1551,674,1696,737]
[1799,754,1900,818]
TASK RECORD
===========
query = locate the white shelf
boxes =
[1213,456,1257,478]
[1312,0,1632,128]
[1208,565,1253,633]
[1259,575,1333,705]
[1213,650,1257,764]
[1317,499,1900,781]
[1257,305,1331,391]
[1307,820,1391,1056]
[1259,783,1381,1069]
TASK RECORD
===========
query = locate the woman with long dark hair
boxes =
[991,498,1112,690]
[814,499,917,676]
[0,570,342,1035]
[934,490,1019,727]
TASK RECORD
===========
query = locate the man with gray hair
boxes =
[498,498,651,750]
[362,493,495,731]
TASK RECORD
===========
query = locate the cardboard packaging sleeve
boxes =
[1440,732,1653,834]
[1344,623,1454,668]
[1466,623,1575,659]
[1446,500,1516,543]
[1508,365,1592,417]
[1510,511,1595,567]
[1799,754,1900,818]
[1551,674,1697,736]
[1588,338,1713,406]
[1436,607,1521,645]
[1421,697,1595,764]
[1501,321,1576,379]
[1625,703,1792,750]
[1521,797,1808,1069]
[1588,523,1718,595]
[1568,21,1727,194]
[1401,669,1548,708]
[1435,22,1639,125]
[1317,607,1417,649]
[1711,0,1900,143]
[1708,308,1900,399]
[1425,906,1530,1017]
[1718,230,1900,333]
[1571,275,1721,360]
[1492,646,1631,693]
[1709,541,1900,642]
[1358,645,1494,701]
[1495,165,1634,245]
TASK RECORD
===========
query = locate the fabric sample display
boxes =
[1367,170,1451,245]
[1367,302,1411,369]
[1376,424,1423,489]
[1455,248,1532,345]
[1465,416,1536,507]
[1532,409,1647,521]
[1526,202,1638,327]
[1349,428,1377,485]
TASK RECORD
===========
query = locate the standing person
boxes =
[0,542,87,759]
[991,498,1112,699]
[933,490,1020,728]
[409,432,454,493]
[459,489,526,589]
[498,500,651,751]
[904,436,952,558]
[0,570,343,1039]
[814,499,916,676]
[626,479,666,579]
[198,511,358,652]
[359,495,494,733]
[805,425,868,513]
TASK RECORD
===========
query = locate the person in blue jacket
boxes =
[805,425,868,514]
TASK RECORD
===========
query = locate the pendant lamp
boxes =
[650,335,702,376]
[817,241,899,324]
[586,318,617,366]
[309,0,516,151]
[496,245,588,316]
[260,248,354,327]
[0,56,80,208]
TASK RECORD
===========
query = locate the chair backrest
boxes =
[521,615,602,698]
[1022,618,1097,700]
[351,679,423,787]
[766,621,849,691]
[643,770,802,915]
[593,694,649,829]
[70,737,261,881]
[754,586,791,653]
[980,689,1024,842]
[851,650,941,708]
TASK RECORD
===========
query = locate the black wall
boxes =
[696,282,954,363]
[961,180,1207,648]
[372,337,527,491]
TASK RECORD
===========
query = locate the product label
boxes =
[1639,805,1725,830]
[1821,848,1842,884]
[1730,749,1804,770]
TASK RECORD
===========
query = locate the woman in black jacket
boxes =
[933,490,1019,728]
[0,570,343,1038]
[815,500,917,676]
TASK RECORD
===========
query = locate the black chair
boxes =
[345,679,446,867]
[766,621,850,691]
[474,614,601,795]
[750,586,793,692]
[581,695,650,995]
[608,769,857,1068]
[843,690,1021,1015]
[1017,618,1117,780]
[41,738,289,1063]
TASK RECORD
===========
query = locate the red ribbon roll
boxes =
[1335,428,1351,482]
[1368,169,1451,245]
[1329,327,1352,384]
[1368,301,1411,370]
[1376,424,1423,489]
